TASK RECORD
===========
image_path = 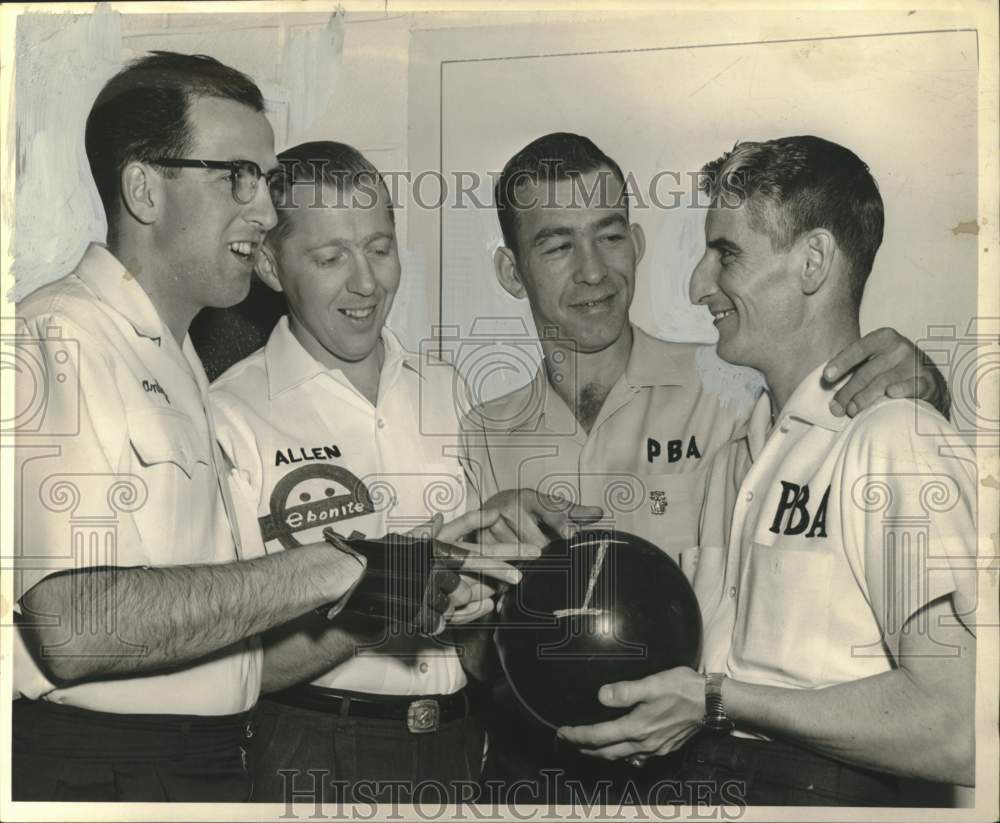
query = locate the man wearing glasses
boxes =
[11,51,519,802]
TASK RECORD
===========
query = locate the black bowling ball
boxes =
[494,529,702,729]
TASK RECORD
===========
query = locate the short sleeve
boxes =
[839,401,978,658]
[13,315,141,601]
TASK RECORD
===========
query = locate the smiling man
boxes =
[460,132,955,803]
[11,53,380,802]
[209,141,581,804]
[557,136,977,806]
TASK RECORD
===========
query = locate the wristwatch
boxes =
[703,672,734,733]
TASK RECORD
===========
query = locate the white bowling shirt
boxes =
[210,316,469,696]
[695,364,978,690]
[13,244,262,715]
[460,325,759,576]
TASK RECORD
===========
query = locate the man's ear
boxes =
[630,222,646,266]
[256,243,283,293]
[120,161,159,225]
[494,246,526,299]
[800,229,836,296]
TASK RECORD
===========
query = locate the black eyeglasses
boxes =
[151,158,284,205]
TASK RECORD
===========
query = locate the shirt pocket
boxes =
[733,541,833,688]
[125,408,213,565]
[126,408,211,478]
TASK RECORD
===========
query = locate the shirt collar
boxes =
[265,316,419,399]
[779,362,851,433]
[520,324,689,432]
[75,243,166,341]
[743,391,774,461]
[737,362,849,459]
[624,325,691,388]
[378,325,423,389]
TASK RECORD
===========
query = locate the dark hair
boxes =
[700,135,884,307]
[494,132,627,256]
[85,51,264,223]
[269,141,394,246]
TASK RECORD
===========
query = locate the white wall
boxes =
[407,9,981,400]
[8,7,987,368]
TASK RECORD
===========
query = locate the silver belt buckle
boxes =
[407,699,440,734]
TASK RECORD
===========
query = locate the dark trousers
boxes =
[680,732,907,807]
[481,684,684,805]
[251,689,485,805]
[12,698,254,802]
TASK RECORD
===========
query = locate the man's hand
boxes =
[556,667,704,763]
[427,507,542,626]
[330,509,536,635]
[480,489,603,547]
[824,327,950,419]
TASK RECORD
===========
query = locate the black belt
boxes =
[265,685,468,734]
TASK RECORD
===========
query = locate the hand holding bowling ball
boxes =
[493,529,702,729]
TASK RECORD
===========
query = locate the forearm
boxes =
[19,545,362,684]
[725,661,974,785]
[260,611,380,693]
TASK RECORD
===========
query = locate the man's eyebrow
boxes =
[306,239,349,254]
[305,231,395,254]
[707,237,741,253]
[227,157,282,174]
[531,225,575,247]
[592,214,628,231]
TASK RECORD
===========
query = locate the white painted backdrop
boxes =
[414,19,978,402]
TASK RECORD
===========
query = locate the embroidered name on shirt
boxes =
[275,445,342,466]
[141,379,169,403]
[646,436,702,464]
[769,481,831,538]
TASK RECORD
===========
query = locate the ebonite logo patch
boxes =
[259,463,375,548]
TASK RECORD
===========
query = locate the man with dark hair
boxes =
[558,136,976,806]
[461,131,952,803]
[210,140,586,804]
[494,132,630,259]
[85,51,270,229]
[12,53,519,802]
[699,136,885,308]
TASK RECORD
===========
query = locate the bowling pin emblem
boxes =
[649,491,668,515]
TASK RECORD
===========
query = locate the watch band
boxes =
[703,672,734,733]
